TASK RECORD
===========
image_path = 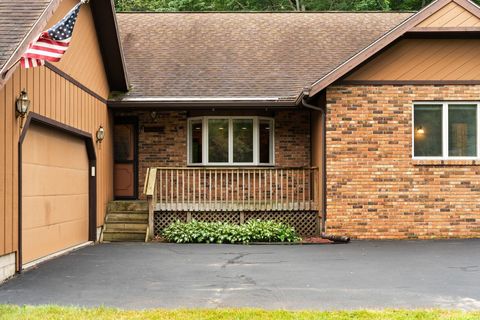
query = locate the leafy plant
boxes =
[162,219,301,244]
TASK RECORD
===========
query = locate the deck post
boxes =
[144,168,157,239]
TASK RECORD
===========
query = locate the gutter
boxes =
[108,96,301,109]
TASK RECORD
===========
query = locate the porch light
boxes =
[15,89,30,119]
[416,126,425,135]
[96,126,105,142]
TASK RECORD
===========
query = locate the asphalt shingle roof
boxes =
[116,12,413,99]
[0,0,51,71]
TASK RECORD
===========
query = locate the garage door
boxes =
[22,124,89,264]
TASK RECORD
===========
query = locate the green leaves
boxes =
[162,219,301,244]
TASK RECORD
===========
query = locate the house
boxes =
[1,0,480,281]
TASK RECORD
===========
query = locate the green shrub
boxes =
[162,219,301,244]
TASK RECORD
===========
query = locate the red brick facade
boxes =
[115,110,311,198]
[326,85,480,239]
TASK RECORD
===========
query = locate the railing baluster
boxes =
[231,170,234,211]
[242,170,245,211]
[264,169,267,211]
[248,170,251,211]
[193,169,196,211]
[269,170,272,211]
[236,169,239,211]
[176,169,179,211]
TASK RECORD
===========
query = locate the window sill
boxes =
[412,159,480,166]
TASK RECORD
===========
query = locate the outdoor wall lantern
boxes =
[416,126,425,135]
[15,89,30,119]
[96,126,105,142]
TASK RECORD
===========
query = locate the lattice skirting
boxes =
[154,211,319,237]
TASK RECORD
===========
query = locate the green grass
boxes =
[0,306,479,320]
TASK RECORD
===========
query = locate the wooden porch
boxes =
[144,167,319,211]
[144,167,321,236]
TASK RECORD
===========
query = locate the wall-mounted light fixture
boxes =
[416,126,425,135]
[15,89,30,119]
[96,126,105,142]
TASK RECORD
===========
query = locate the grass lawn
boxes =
[0,306,479,320]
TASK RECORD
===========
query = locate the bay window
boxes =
[188,116,274,165]
[413,102,479,159]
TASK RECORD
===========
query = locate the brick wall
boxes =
[326,85,480,239]
[115,110,311,198]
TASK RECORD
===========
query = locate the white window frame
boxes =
[187,116,275,166]
[412,101,480,160]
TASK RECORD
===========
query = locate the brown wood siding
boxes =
[0,65,113,258]
[416,2,480,28]
[345,39,480,81]
[44,0,110,99]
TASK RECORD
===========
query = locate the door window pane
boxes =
[208,119,229,163]
[259,120,272,163]
[414,105,443,157]
[114,124,134,161]
[232,119,253,163]
[190,120,203,164]
[449,105,477,157]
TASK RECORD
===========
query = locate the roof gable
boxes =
[308,0,480,97]
[416,1,480,28]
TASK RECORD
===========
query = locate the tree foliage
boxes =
[114,0,480,12]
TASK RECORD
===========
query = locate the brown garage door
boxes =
[22,124,89,264]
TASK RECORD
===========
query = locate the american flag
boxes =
[20,2,82,69]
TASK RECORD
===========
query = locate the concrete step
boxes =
[105,221,148,231]
[108,201,148,212]
[102,229,146,242]
[106,212,148,222]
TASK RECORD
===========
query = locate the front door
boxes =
[114,118,138,199]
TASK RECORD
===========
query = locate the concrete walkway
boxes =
[0,240,479,310]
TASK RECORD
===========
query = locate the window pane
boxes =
[189,120,202,164]
[208,119,229,163]
[449,105,477,157]
[259,120,272,163]
[414,105,443,157]
[233,119,253,163]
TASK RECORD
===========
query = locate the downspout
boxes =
[302,94,350,243]
[301,96,327,234]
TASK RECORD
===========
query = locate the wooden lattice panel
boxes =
[154,211,319,237]
[191,211,241,224]
[154,212,187,236]
[245,211,319,236]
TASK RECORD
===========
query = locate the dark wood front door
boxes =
[114,118,138,199]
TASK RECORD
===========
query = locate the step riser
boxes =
[106,223,148,231]
[103,233,146,242]
[108,201,148,212]
[107,214,148,222]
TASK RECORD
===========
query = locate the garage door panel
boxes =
[22,218,88,264]
[22,124,89,264]
[23,164,88,197]
[22,194,88,229]
[23,127,88,170]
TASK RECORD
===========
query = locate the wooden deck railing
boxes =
[145,167,319,213]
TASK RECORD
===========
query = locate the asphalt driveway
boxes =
[0,240,479,310]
